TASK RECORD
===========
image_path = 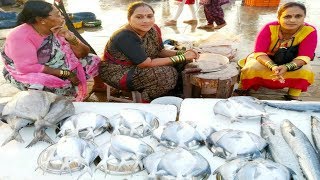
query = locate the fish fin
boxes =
[84,128,95,139]
[2,131,24,146]
[77,165,92,180]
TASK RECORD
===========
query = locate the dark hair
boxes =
[17,1,53,25]
[127,1,154,20]
[277,2,306,19]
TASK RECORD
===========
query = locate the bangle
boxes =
[60,70,71,78]
[265,61,277,70]
[284,62,298,71]
[176,49,185,55]
[170,55,186,65]
[67,36,79,46]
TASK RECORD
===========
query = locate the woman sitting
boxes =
[99,1,199,102]
[1,1,103,101]
[237,2,317,100]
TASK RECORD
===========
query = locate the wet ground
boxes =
[0,0,319,101]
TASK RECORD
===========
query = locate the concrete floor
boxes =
[0,0,319,101]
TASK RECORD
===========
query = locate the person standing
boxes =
[198,0,228,30]
[164,0,197,26]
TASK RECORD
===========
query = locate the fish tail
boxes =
[2,131,24,146]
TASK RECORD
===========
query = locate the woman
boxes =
[1,1,102,101]
[236,2,317,100]
[164,0,197,26]
[99,1,199,102]
[198,0,228,30]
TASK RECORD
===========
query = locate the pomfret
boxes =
[213,158,249,180]
[281,119,320,180]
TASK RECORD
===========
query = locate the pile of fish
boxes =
[37,136,98,177]
[143,147,211,179]
[152,121,215,149]
[57,112,110,139]
[96,135,154,175]
[109,108,159,137]
[261,116,320,180]
[214,158,295,179]
[0,90,75,147]
[206,129,267,159]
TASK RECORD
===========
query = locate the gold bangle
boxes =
[265,61,277,70]
[176,50,185,55]
[67,36,79,46]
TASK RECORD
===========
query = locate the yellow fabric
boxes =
[288,88,302,97]
[253,52,267,59]
[241,54,314,84]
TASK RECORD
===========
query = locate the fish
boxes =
[213,158,249,180]
[264,101,320,112]
[281,119,320,180]
[1,116,33,146]
[213,96,267,121]
[260,117,305,180]
[206,129,267,159]
[27,97,75,147]
[235,158,294,180]
[311,116,320,154]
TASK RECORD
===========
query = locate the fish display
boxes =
[109,108,159,137]
[143,147,210,179]
[213,158,249,180]
[57,112,110,139]
[206,129,267,159]
[281,119,320,180]
[260,117,305,180]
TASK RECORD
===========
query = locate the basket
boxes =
[245,0,280,7]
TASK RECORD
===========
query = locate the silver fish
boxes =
[1,116,33,146]
[265,101,320,112]
[235,158,293,180]
[27,97,75,147]
[213,158,249,180]
[281,119,320,180]
[260,117,305,180]
[206,129,267,159]
[213,96,267,121]
[311,116,320,154]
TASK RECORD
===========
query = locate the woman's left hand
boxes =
[184,49,200,62]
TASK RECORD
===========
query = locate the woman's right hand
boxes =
[184,49,199,62]
[68,73,80,85]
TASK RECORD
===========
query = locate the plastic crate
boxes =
[245,0,280,7]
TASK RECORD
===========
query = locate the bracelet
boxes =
[67,36,79,46]
[176,49,185,55]
[265,61,277,70]
[59,70,71,78]
[284,62,298,71]
[170,55,186,65]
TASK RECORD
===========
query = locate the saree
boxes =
[2,34,100,101]
[99,25,178,101]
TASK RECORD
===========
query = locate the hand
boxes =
[184,49,200,62]
[50,25,74,40]
[68,73,80,85]
[273,65,288,76]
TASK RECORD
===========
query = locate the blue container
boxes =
[68,12,96,22]
[0,19,17,29]
[0,11,17,20]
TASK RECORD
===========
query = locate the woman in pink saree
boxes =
[1,1,102,101]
